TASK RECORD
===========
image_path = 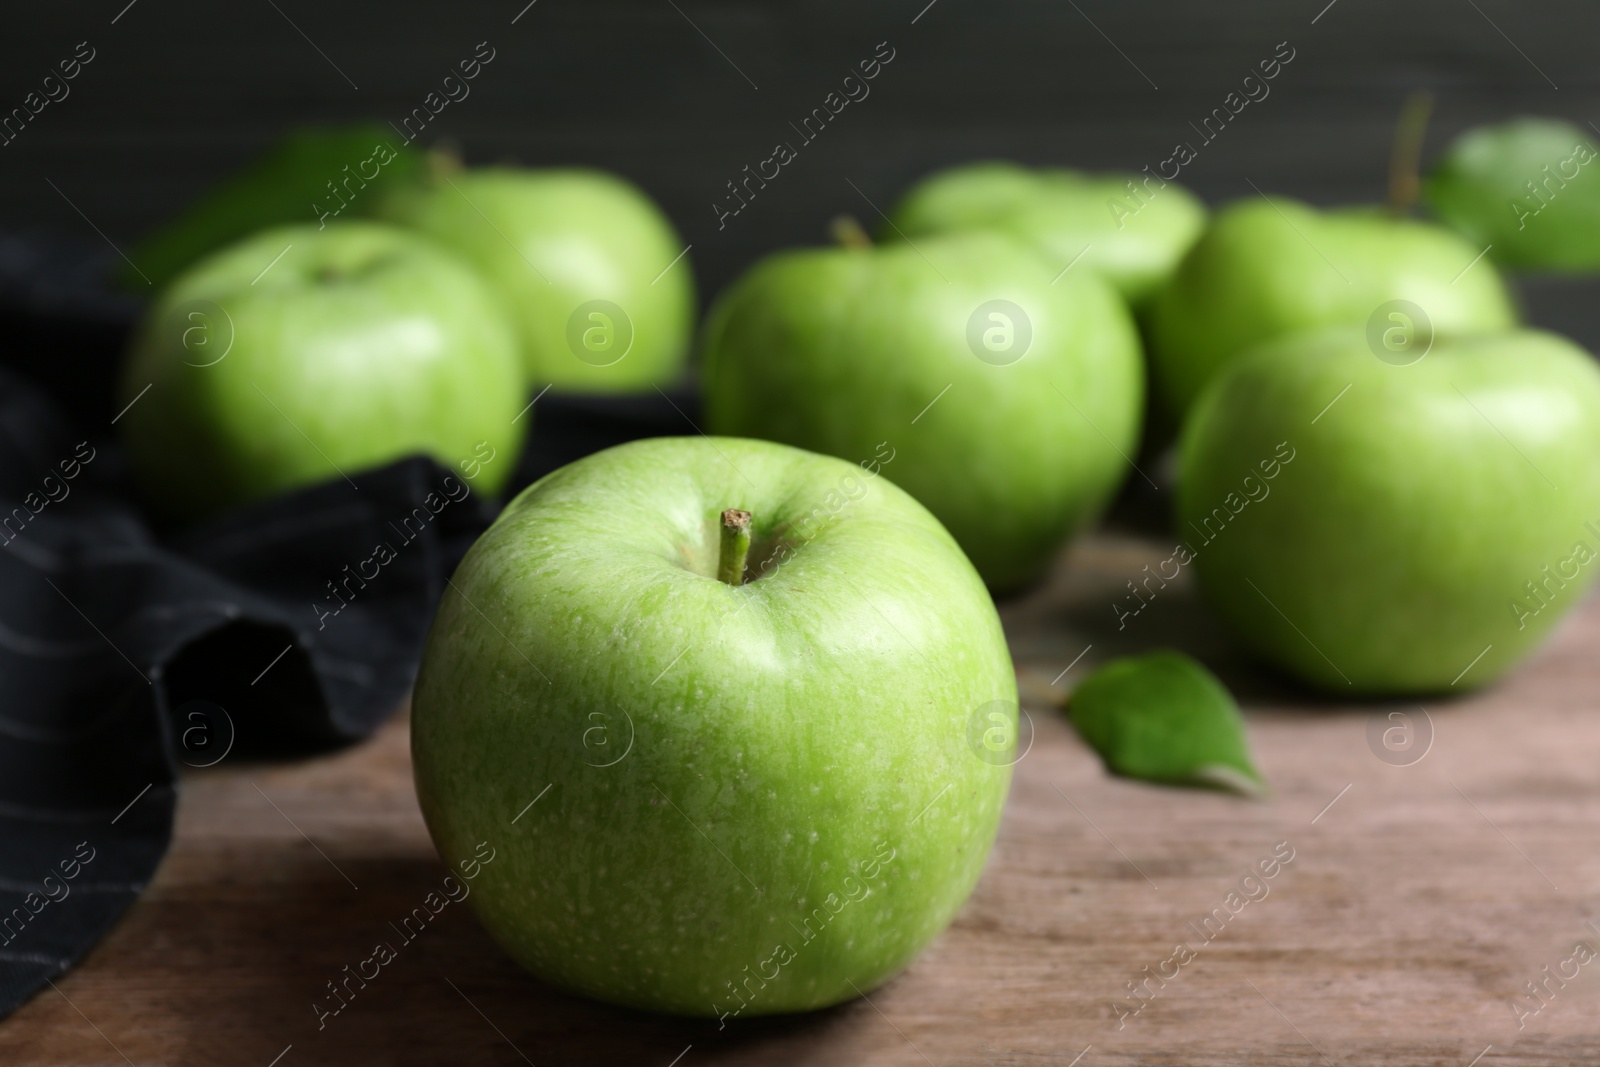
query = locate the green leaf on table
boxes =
[1066,651,1265,797]
[124,122,429,292]
[1424,116,1600,273]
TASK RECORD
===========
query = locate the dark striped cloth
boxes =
[0,365,494,1017]
[0,231,695,1018]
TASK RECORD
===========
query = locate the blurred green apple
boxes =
[884,161,1206,308]
[382,166,695,392]
[1147,197,1518,420]
[700,230,1144,593]
[123,123,427,291]
[412,436,1015,1016]
[118,222,525,522]
[1178,327,1600,693]
[1426,117,1600,272]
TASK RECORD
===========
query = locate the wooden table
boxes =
[4,531,1597,1066]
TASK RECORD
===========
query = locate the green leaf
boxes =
[1066,651,1265,797]
[124,123,430,292]
[1424,116,1600,273]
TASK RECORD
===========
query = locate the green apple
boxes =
[118,221,525,522]
[1425,117,1600,272]
[411,435,1015,1016]
[1146,196,1519,419]
[381,166,695,392]
[1177,327,1600,693]
[700,230,1144,594]
[883,161,1206,308]
[124,122,427,291]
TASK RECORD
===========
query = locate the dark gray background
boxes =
[1,0,1594,314]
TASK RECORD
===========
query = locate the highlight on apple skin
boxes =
[1176,326,1600,694]
[411,436,1017,1017]
[117,221,527,523]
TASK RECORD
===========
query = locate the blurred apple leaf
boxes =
[1067,650,1265,797]
[124,123,428,292]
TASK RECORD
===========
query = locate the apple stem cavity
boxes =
[717,508,753,586]
[828,215,874,250]
[1387,90,1435,218]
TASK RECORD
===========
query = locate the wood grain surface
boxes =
[2,530,1597,1066]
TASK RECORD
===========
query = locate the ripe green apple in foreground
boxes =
[381,166,695,391]
[884,160,1206,307]
[701,230,1143,593]
[412,436,1015,1016]
[118,222,525,522]
[1147,196,1518,419]
[1178,328,1600,693]
[1425,117,1600,272]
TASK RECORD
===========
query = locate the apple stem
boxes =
[1386,90,1435,218]
[427,144,465,184]
[717,508,753,586]
[829,215,874,250]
